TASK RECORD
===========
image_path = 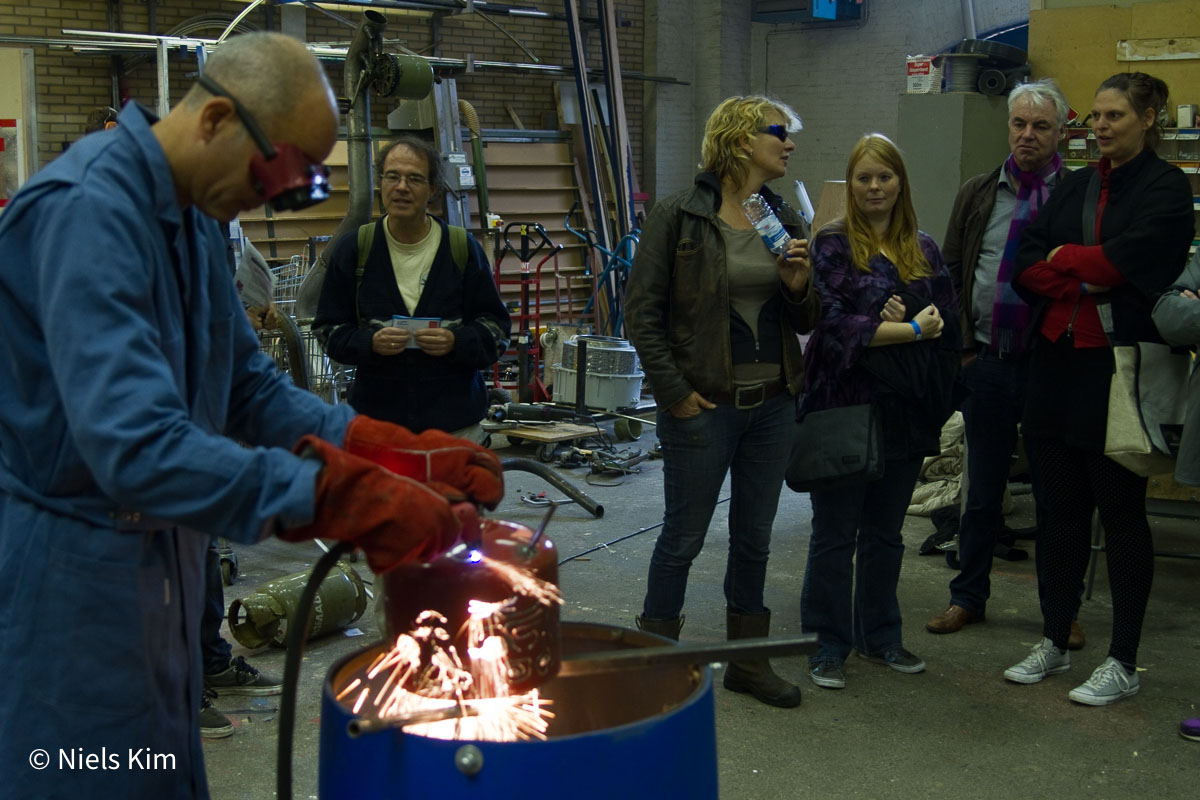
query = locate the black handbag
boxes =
[786,402,883,492]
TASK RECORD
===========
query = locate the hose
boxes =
[274,313,312,391]
[276,540,355,800]
[458,98,490,227]
[501,458,604,518]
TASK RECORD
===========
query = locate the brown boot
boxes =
[722,610,802,708]
[635,614,683,641]
[1068,619,1086,650]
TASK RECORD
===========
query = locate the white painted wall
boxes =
[642,1,1029,208]
[755,0,1029,197]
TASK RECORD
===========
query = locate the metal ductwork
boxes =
[295,10,387,321]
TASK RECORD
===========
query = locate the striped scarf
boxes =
[990,151,1062,354]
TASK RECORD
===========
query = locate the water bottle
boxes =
[742,193,791,254]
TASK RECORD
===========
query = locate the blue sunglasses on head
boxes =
[758,124,789,142]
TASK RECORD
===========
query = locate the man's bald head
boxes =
[158,32,339,221]
[183,32,335,134]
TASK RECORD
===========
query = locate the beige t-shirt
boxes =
[383,215,442,313]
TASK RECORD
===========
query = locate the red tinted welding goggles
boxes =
[197,74,331,212]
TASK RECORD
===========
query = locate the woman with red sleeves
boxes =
[1003,72,1193,705]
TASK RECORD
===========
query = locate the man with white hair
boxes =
[925,79,1082,645]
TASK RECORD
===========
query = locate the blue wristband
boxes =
[1080,283,1089,296]
[909,320,922,341]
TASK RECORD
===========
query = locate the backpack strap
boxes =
[448,224,468,272]
[354,221,376,324]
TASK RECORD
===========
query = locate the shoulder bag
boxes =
[786,402,883,492]
[1082,172,1190,476]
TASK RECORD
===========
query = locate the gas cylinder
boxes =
[228,560,368,649]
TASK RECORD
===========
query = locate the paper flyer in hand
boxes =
[392,316,441,348]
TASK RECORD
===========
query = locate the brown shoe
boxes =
[925,604,984,634]
[1068,619,1086,650]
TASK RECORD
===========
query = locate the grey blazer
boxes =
[1151,247,1200,485]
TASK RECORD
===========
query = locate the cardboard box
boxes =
[906,56,942,94]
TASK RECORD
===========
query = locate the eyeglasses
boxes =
[758,124,789,142]
[381,172,430,188]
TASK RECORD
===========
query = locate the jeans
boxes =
[201,539,232,675]
[801,455,923,664]
[950,349,1032,615]
[641,392,795,619]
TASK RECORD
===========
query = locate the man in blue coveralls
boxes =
[0,32,502,799]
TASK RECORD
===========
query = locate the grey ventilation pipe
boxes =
[295,10,387,321]
[961,0,977,39]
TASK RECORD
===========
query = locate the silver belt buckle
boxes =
[734,383,766,410]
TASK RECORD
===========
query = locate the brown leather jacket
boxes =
[625,173,820,411]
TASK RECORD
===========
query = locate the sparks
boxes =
[340,560,562,742]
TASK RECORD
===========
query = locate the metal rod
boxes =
[501,457,604,518]
[218,0,266,45]
[346,704,479,738]
[6,33,687,84]
[530,503,556,548]
[454,0,540,63]
[555,634,818,677]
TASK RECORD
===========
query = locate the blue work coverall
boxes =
[0,103,354,799]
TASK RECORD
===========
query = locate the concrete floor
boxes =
[202,423,1200,799]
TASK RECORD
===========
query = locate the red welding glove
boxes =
[280,435,467,572]
[342,416,504,509]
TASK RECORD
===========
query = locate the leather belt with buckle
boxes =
[705,380,786,410]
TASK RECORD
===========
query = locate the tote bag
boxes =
[1104,340,1189,477]
[786,403,883,492]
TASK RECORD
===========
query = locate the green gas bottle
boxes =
[228,560,368,649]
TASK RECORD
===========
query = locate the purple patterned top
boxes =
[801,229,957,414]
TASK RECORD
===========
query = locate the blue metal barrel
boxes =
[319,622,718,799]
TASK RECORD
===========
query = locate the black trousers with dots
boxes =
[1034,437,1154,666]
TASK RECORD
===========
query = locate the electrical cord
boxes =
[276,539,355,800]
[557,496,730,565]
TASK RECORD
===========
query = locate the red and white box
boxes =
[906,56,942,94]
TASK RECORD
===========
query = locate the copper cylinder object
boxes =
[381,519,560,694]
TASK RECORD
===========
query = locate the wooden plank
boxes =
[1117,37,1200,61]
[240,218,344,240]
[1029,6,1134,110]
[597,0,634,238]
[562,0,613,255]
[501,422,598,443]
[482,140,573,165]
[484,189,581,213]
[483,165,578,189]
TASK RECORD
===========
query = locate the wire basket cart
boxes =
[257,254,354,405]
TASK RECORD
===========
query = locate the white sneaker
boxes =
[1068,657,1140,706]
[1003,638,1070,684]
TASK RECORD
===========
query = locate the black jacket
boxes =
[1015,148,1193,344]
[1013,147,1193,449]
[313,216,511,432]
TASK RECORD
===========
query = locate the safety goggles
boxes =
[197,74,331,212]
[758,124,789,142]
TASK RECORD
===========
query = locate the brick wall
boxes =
[2,0,645,182]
